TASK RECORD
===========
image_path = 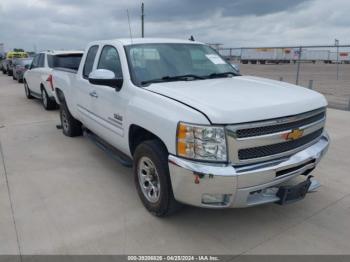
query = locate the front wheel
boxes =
[133,140,182,217]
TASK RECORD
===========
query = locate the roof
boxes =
[40,50,84,55]
[89,38,204,46]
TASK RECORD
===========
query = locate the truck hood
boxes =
[144,76,327,124]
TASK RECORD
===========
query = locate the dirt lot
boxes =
[0,73,350,255]
[240,63,350,110]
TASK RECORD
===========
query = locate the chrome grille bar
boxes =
[226,108,326,165]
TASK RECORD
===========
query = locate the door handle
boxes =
[89,91,98,98]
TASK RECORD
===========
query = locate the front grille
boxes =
[238,128,323,160]
[236,111,325,138]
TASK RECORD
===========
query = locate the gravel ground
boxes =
[239,63,350,111]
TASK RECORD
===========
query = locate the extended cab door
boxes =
[75,45,100,129]
[89,45,127,146]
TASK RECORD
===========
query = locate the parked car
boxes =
[1,58,9,74]
[0,59,6,73]
[12,58,33,82]
[52,38,329,216]
[23,50,83,110]
[3,51,29,76]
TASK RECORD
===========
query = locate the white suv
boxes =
[23,50,83,110]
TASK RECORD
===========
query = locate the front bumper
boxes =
[168,133,329,208]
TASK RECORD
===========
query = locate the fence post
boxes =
[335,39,339,80]
[308,80,313,89]
[279,77,283,81]
[296,46,302,85]
[348,97,350,111]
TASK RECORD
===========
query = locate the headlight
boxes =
[176,122,227,162]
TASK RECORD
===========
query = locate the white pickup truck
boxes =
[53,38,329,216]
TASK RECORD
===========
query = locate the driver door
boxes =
[89,45,126,147]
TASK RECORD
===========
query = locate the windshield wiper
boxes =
[141,74,204,86]
[206,72,237,79]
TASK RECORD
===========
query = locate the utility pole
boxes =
[335,39,339,80]
[141,2,145,38]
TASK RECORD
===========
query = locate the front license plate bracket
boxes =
[276,176,312,205]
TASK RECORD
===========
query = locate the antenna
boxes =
[127,9,133,43]
[141,2,145,38]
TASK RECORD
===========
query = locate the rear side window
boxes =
[47,55,54,68]
[31,55,40,68]
[83,45,98,78]
[38,54,45,67]
[47,54,83,70]
[97,45,123,78]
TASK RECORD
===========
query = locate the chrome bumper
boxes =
[168,133,329,208]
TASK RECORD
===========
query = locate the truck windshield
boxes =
[125,43,238,86]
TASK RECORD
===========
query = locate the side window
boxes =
[31,55,39,69]
[83,45,98,79]
[97,45,122,78]
[47,55,54,68]
[38,54,45,68]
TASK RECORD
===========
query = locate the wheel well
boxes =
[129,125,168,156]
[40,83,45,91]
[55,88,65,103]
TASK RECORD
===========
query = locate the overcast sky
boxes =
[0,0,349,52]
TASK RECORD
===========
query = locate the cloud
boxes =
[0,0,349,52]
[142,0,309,21]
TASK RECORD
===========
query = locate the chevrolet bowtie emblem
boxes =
[283,129,304,140]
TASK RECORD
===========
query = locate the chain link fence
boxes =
[218,45,350,111]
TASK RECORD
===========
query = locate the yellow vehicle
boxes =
[2,51,29,76]
[6,51,29,59]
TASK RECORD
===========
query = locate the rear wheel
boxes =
[60,100,82,137]
[41,88,57,110]
[24,81,33,99]
[134,140,182,217]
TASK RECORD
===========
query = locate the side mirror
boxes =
[25,64,30,69]
[88,69,123,91]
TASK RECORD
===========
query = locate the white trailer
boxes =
[329,51,350,64]
[241,48,293,64]
[299,50,330,63]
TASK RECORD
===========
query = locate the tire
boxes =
[24,81,34,99]
[7,69,12,76]
[60,100,82,137]
[133,140,182,217]
[41,88,57,110]
[12,74,16,80]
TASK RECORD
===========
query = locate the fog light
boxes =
[201,194,231,206]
